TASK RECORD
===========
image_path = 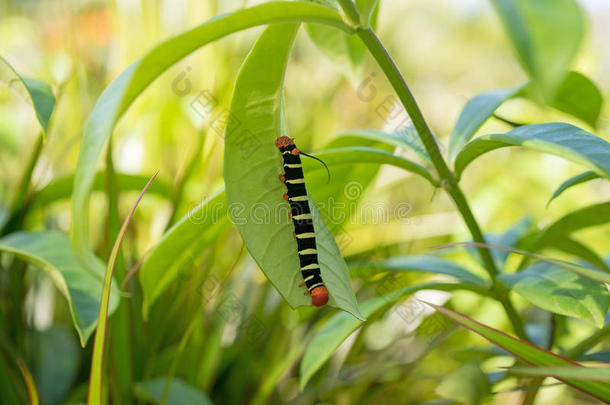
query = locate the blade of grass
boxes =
[508,366,610,381]
[17,359,39,405]
[87,171,158,405]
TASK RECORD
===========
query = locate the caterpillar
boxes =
[275,136,329,307]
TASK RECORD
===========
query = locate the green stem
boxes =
[356,27,527,340]
[1,133,44,235]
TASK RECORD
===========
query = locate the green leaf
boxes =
[349,255,489,288]
[355,0,379,27]
[0,56,55,135]
[499,262,609,327]
[0,231,118,345]
[547,171,601,205]
[509,366,610,381]
[71,0,350,267]
[545,237,610,273]
[448,87,522,161]
[537,202,610,247]
[335,128,432,163]
[305,23,366,78]
[310,146,437,185]
[552,72,603,128]
[87,173,156,405]
[429,304,610,403]
[224,23,361,318]
[33,172,172,206]
[455,123,610,180]
[490,217,531,269]
[490,0,584,100]
[436,362,490,405]
[139,189,228,316]
[134,378,212,405]
[299,282,484,389]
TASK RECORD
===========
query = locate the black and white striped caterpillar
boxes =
[276,136,329,307]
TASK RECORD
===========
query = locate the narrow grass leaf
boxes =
[17,359,39,405]
[87,172,157,405]
[509,366,610,381]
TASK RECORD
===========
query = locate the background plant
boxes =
[1,0,609,404]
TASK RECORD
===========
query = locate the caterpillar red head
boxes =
[311,286,329,307]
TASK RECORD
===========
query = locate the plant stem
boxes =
[1,133,43,235]
[355,26,527,340]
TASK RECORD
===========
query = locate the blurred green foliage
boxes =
[0,1,609,404]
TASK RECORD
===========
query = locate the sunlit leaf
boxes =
[548,171,601,206]
[0,56,55,135]
[552,71,603,128]
[449,86,523,161]
[455,123,610,180]
[428,304,610,402]
[536,202,610,247]
[224,23,361,318]
[0,231,118,345]
[499,262,609,327]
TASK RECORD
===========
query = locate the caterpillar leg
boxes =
[278,173,285,183]
[283,193,289,201]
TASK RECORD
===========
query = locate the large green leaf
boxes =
[224,23,361,318]
[551,71,603,128]
[71,1,351,267]
[547,171,601,206]
[0,56,55,134]
[139,189,228,316]
[299,282,484,389]
[448,87,522,161]
[454,123,610,180]
[490,0,584,100]
[0,231,118,345]
[499,262,609,327]
[429,304,610,402]
[435,362,490,405]
[134,378,212,405]
[349,255,489,288]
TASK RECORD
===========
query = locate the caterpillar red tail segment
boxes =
[276,136,329,308]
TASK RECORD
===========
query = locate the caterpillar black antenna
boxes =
[300,151,330,184]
